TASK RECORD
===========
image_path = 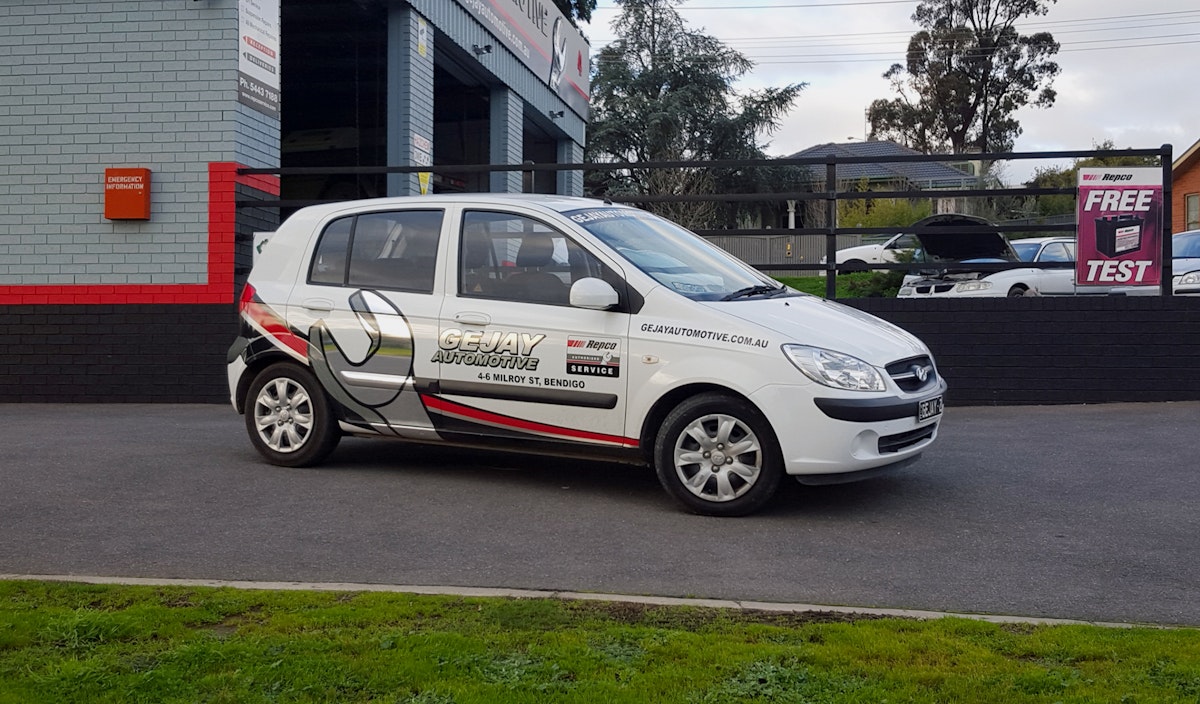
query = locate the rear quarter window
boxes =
[308,216,352,285]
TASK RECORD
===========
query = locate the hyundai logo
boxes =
[912,364,930,383]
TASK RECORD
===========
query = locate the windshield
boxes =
[1012,241,1041,262]
[1173,232,1200,259]
[565,207,781,301]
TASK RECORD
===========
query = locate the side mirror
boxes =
[570,277,620,310]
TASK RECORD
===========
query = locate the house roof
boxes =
[786,140,978,189]
[1173,137,1200,175]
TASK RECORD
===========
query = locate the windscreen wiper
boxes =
[720,284,786,301]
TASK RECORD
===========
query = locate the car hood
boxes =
[912,214,1018,263]
[708,294,930,366]
[1173,257,1200,278]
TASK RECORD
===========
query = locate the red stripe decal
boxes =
[244,300,308,359]
[422,394,638,447]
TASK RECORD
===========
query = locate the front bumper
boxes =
[1175,272,1200,296]
[750,380,944,479]
[813,383,946,422]
[898,281,1005,298]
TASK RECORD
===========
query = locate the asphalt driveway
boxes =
[1,401,1197,625]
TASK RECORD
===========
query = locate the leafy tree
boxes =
[586,0,805,227]
[1026,139,1160,216]
[843,249,916,298]
[553,0,597,25]
[867,0,1061,154]
[837,181,934,229]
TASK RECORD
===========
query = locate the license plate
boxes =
[918,396,943,421]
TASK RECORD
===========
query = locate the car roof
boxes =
[285,193,626,223]
[1012,236,1072,245]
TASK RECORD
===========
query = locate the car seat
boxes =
[460,224,496,294]
[499,233,568,304]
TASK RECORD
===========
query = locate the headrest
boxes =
[462,225,491,269]
[515,233,555,267]
[405,228,440,258]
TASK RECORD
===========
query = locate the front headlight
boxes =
[898,286,914,296]
[782,345,886,392]
[954,280,993,293]
[1178,270,1200,286]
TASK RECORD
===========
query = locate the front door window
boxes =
[432,209,633,446]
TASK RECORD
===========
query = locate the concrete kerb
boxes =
[0,573,1166,630]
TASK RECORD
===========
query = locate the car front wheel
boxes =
[653,393,784,516]
[245,362,340,467]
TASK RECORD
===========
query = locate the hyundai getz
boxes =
[228,194,945,516]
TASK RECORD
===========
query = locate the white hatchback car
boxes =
[228,194,945,516]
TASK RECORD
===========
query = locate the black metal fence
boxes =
[237,145,1175,299]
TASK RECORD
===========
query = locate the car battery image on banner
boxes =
[1094,214,1144,258]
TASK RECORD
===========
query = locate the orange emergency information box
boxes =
[104,168,152,220]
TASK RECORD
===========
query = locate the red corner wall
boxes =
[0,163,279,305]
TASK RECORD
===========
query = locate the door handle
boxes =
[302,298,334,312]
[454,312,491,326]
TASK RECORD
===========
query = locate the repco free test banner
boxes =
[1075,167,1163,287]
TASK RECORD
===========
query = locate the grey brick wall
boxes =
[409,0,586,183]
[387,5,435,197]
[0,0,280,286]
[490,87,523,193]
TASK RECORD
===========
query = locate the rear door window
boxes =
[348,210,444,293]
[308,210,445,293]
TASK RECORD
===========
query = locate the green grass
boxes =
[775,274,888,299]
[3,581,1200,703]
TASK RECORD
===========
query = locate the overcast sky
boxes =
[586,0,1199,185]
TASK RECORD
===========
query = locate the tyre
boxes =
[244,362,340,467]
[653,393,784,516]
[843,259,869,273]
[1007,285,1029,297]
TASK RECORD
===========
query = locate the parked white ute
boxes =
[228,194,945,516]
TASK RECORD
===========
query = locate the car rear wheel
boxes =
[653,393,784,516]
[245,362,340,467]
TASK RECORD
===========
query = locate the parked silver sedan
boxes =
[1169,230,1200,295]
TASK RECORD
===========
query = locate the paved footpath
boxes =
[1,401,1197,626]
